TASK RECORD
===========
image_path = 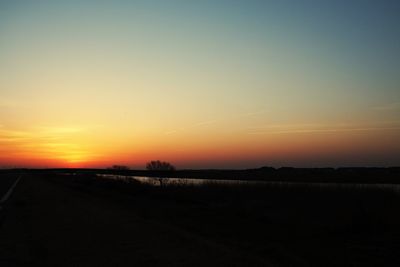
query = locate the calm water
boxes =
[96,174,400,192]
[97,174,263,186]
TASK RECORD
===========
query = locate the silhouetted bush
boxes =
[108,165,130,170]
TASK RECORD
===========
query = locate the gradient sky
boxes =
[1,0,399,168]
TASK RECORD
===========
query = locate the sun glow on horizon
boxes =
[1,1,400,168]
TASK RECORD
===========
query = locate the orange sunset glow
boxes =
[1,1,399,169]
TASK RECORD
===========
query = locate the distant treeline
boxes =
[2,166,400,184]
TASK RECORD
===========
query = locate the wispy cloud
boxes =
[36,126,84,134]
[247,123,327,131]
[0,99,26,109]
[248,122,400,135]
[0,126,85,142]
[193,119,218,127]
[164,109,269,135]
[246,120,400,135]
[239,110,269,118]
[164,119,217,135]
[0,129,33,142]
[249,126,400,135]
[0,125,91,162]
[373,102,400,111]
[164,130,178,135]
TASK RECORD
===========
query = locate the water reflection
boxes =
[96,174,400,192]
[97,174,262,186]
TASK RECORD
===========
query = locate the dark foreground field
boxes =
[1,172,400,266]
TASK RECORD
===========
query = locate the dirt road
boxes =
[0,174,272,267]
[0,174,20,204]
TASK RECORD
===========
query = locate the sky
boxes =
[0,0,399,169]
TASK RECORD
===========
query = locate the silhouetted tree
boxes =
[145,160,175,186]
